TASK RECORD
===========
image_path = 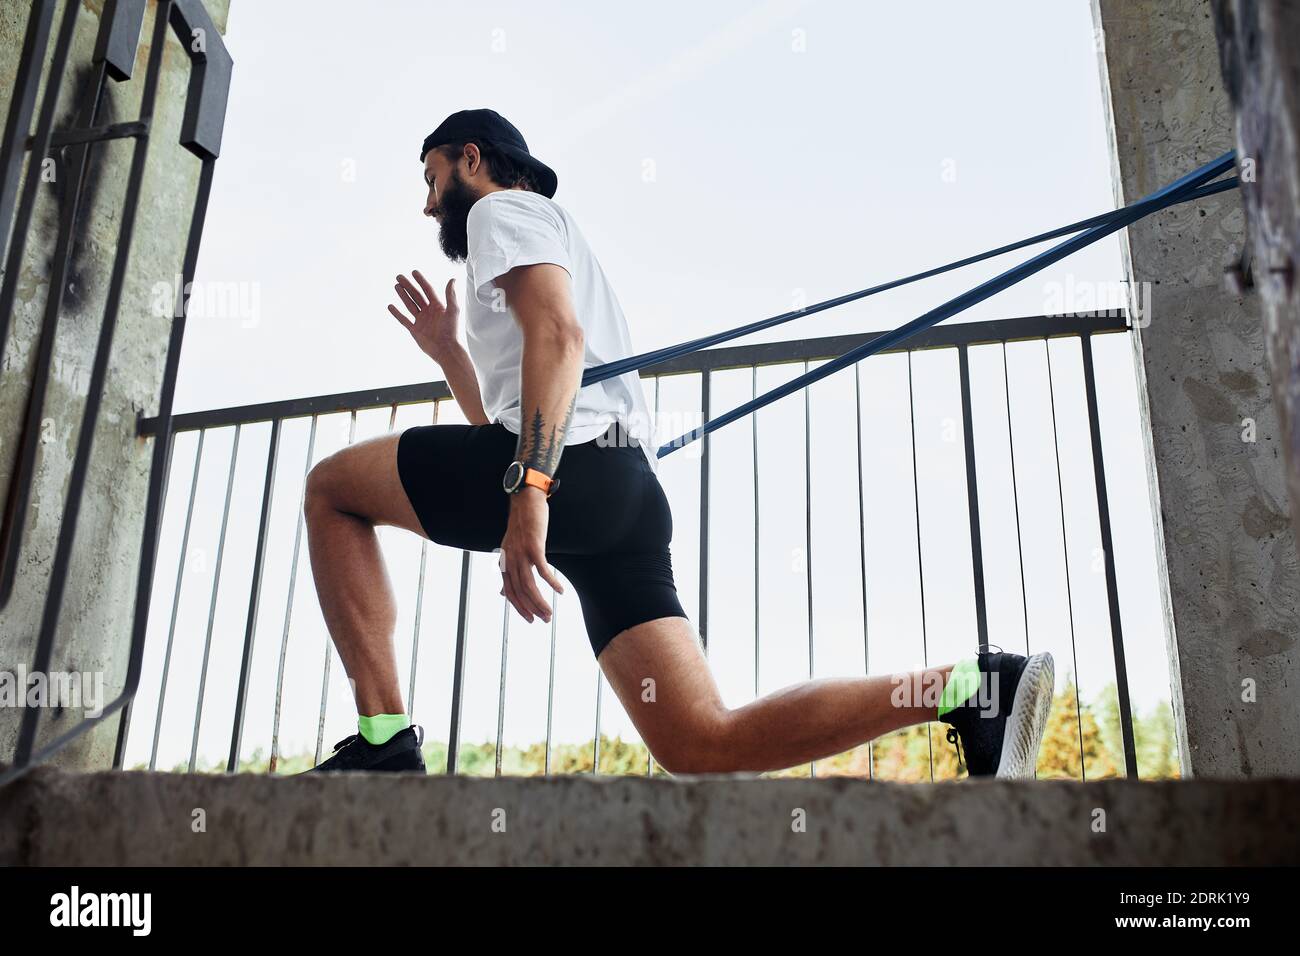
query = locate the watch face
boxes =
[503,461,524,493]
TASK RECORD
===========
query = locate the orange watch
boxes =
[503,461,560,498]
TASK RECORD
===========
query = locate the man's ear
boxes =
[463,142,481,178]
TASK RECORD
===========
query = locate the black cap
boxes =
[420,108,558,199]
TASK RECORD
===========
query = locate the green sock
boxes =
[358,712,409,746]
[937,658,981,718]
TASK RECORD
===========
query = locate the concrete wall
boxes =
[1211,3,1300,730]
[0,0,230,769]
[3,768,1299,865]
[1090,0,1300,777]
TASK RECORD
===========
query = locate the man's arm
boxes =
[499,263,584,475]
[390,271,490,424]
[434,342,490,425]
[492,261,584,623]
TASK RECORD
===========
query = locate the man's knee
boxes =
[648,708,734,775]
[303,456,341,517]
[301,438,426,537]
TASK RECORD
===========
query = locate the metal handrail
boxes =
[136,314,1125,436]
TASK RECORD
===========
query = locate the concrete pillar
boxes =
[1212,0,1300,646]
[1091,0,1300,776]
[0,0,231,770]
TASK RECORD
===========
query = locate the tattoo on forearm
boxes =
[518,393,578,475]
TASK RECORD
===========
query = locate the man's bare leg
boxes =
[300,433,965,772]
[598,616,955,774]
[303,432,430,716]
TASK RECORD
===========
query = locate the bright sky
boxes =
[124,0,1179,773]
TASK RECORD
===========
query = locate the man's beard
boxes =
[434,169,477,262]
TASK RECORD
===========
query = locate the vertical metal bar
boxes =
[119,399,180,769]
[593,672,603,775]
[314,411,357,764]
[1080,333,1139,778]
[958,345,990,649]
[0,0,75,370]
[446,550,472,774]
[117,232,175,772]
[10,0,169,771]
[545,589,557,777]
[190,423,242,772]
[149,430,205,770]
[990,342,1038,776]
[495,600,509,777]
[752,365,761,702]
[227,418,281,772]
[118,390,183,770]
[854,362,873,780]
[409,543,428,719]
[0,0,55,261]
[270,415,318,772]
[1044,340,1086,780]
[1002,344,1030,646]
[113,684,133,771]
[907,352,934,780]
[314,622,332,764]
[407,401,432,721]
[648,374,661,778]
[118,393,181,769]
[698,369,711,654]
[804,360,816,779]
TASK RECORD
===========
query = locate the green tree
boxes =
[1135,700,1181,779]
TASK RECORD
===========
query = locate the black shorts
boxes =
[396,419,688,657]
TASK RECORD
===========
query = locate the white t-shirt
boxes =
[463,189,658,474]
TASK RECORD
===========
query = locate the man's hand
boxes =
[389,269,460,362]
[497,488,566,623]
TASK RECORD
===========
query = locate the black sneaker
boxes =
[301,725,427,774]
[940,648,1054,779]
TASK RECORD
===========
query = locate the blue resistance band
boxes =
[584,176,1237,389]
[584,149,1237,459]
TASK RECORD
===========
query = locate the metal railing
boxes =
[120,311,1141,780]
[0,0,231,786]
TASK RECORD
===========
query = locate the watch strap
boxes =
[524,468,559,497]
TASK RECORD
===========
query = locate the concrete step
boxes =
[2,767,1298,865]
